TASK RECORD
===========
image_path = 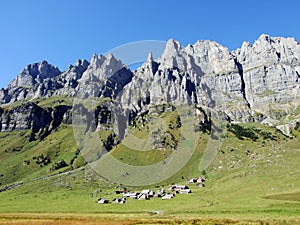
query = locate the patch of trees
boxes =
[227,124,277,141]
[227,124,259,141]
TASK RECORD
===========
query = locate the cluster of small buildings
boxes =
[98,177,206,204]
[97,177,206,204]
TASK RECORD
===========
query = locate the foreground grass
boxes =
[0,213,299,225]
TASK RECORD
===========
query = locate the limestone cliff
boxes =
[0,34,299,136]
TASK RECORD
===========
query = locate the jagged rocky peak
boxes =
[8,60,61,89]
[190,39,237,74]
[158,38,237,75]
[70,59,90,73]
[159,39,183,69]
[236,34,300,66]
[233,34,300,123]
[90,53,124,71]
[161,39,182,57]
[147,52,154,62]
[60,59,90,82]
[90,53,106,68]
[79,53,125,82]
[76,53,133,98]
[136,52,159,75]
[106,53,124,68]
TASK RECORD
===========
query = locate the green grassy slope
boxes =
[0,125,78,185]
[0,105,299,223]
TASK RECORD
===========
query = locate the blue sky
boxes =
[0,0,299,88]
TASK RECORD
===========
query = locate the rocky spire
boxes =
[147,52,153,62]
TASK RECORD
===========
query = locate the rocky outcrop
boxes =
[0,103,48,132]
[276,122,298,137]
[0,102,72,140]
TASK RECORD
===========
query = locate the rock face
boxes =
[237,35,299,117]
[1,60,90,104]
[120,35,299,122]
[0,34,299,136]
[0,102,72,140]
[119,38,248,121]
[53,59,90,96]
[76,53,133,98]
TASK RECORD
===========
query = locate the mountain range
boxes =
[0,34,299,139]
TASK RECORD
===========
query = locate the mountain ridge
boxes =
[0,34,299,137]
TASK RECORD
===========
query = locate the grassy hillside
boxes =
[0,125,78,186]
[0,102,299,224]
